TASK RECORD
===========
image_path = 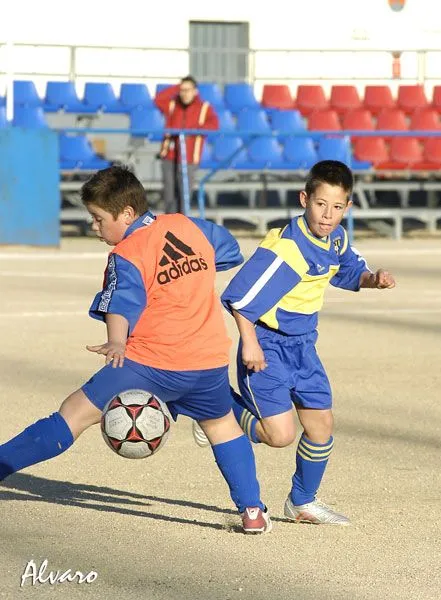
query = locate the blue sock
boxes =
[230,387,260,444]
[291,434,334,505]
[211,434,264,513]
[0,412,74,481]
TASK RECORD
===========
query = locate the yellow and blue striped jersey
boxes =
[221,216,370,335]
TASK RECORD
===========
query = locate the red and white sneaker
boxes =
[241,506,273,534]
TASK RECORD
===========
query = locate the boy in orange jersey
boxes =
[0,166,271,534]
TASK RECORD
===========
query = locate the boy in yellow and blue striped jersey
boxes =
[220,160,395,525]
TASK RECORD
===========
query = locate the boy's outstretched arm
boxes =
[359,269,396,289]
[86,313,129,368]
[232,309,267,373]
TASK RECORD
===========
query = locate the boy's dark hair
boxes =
[81,166,148,219]
[181,75,198,88]
[305,160,353,199]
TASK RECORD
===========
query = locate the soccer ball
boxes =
[101,389,171,459]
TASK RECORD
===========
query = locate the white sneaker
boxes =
[192,420,210,448]
[284,496,350,525]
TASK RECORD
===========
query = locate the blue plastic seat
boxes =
[59,134,111,170]
[197,83,225,110]
[44,81,89,113]
[0,107,7,128]
[199,143,218,170]
[206,109,235,142]
[13,81,42,108]
[283,137,318,169]
[236,109,271,139]
[83,83,122,113]
[12,106,48,128]
[119,83,153,111]
[0,96,6,107]
[212,136,247,168]
[130,108,165,141]
[271,110,306,140]
[224,83,260,114]
[246,137,288,169]
[155,83,173,96]
[317,136,352,163]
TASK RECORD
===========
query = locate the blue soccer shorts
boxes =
[236,326,332,419]
[82,358,232,421]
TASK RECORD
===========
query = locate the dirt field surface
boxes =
[0,236,440,600]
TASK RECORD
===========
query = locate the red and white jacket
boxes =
[155,84,218,165]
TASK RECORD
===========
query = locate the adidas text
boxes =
[157,256,208,284]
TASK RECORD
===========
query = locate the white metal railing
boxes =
[1,42,441,92]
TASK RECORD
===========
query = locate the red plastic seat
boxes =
[376,137,423,169]
[295,85,328,116]
[431,86,441,114]
[397,85,429,115]
[341,109,374,141]
[413,138,441,170]
[330,85,362,115]
[353,137,389,166]
[261,85,294,110]
[363,85,395,116]
[308,109,341,131]
[376,108,408,141]
[409,108,441,140]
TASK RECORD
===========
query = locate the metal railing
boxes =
[1,42,440,87]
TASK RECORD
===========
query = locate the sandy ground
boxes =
[0,235,440,600]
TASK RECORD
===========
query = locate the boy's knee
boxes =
[261,427,296,448]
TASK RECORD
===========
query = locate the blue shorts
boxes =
[82,358,232,421]
[236,326,332,419]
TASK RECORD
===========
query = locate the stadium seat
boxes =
[44,81,90,113]
[59,134,111,170]
[353,137,389,166]
[431,86,441,114]
[119,83,154,111]
[283,137,318,169]
[199,143,218,170]
[295,85,328,116]
[308,109,341,131]
[363,85,395,116]
[207,109,235,142]
[155,83,173,96]
[197,83,225,110]
[330,85,362,114]
[83,83,123,112]
[13,81,42,108]
[376,137,423,169]
[409,108,441,139]
[271,110,306,140]
[130,107,165,141]
[414,138,441,169]
[261,85,294,111]
[236,109,271,138]
[246,137,287,169]
[317,136,351,163]
[212,136,247,167]
[397,85,429,115]
[376,108,408,141]
[341,109,374,141]
[224,83,260,114]
[12,106,48,128]
[0,106,7,128]
[0,96,5,107]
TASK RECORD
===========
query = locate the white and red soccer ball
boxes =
[101,389,171,459]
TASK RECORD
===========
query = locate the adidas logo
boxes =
[157,231,208,285]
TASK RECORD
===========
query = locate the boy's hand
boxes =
[374,269,396,289]
[86,342,126,368]
[242,341,268,373]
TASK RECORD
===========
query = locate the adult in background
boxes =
[155,76,218,214]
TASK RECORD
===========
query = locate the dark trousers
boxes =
[161,159,198,214]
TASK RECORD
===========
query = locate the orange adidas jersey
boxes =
[89,212,243,371]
